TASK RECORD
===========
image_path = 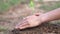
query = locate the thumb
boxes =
[34,13,43,16]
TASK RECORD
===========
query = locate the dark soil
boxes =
[9,23,60,34]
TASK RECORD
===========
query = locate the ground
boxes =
[11,23,60,34]
[0,1,60,34]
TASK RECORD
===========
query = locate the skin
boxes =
[15,8,60,29]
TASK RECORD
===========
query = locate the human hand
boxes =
[15,13,43,29]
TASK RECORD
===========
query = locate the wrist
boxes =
[35,13,49,24]
[39,14,49,23]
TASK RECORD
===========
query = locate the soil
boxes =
[0,1,60,34]
[9,23,60,34]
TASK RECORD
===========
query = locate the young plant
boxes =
[29,0,35,14]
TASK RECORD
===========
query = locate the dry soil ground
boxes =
[0,1,60,34]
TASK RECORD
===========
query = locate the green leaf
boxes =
[29,0,35,8]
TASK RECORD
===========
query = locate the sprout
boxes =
[29,0,35,9]
[29,0,35,14]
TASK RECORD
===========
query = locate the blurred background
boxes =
[0,0,60,34]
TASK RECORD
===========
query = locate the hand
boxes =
[15,13,43,29]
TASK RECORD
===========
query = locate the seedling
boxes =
[29,0,35,14]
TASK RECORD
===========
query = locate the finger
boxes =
[19,22,30,29]
[15,19,27,29]
[20,21,30,29]
[15,21,30,29]
[34,13,43,16]
[15,22,25,28]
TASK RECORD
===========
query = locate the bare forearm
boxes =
[41,8,60,23]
